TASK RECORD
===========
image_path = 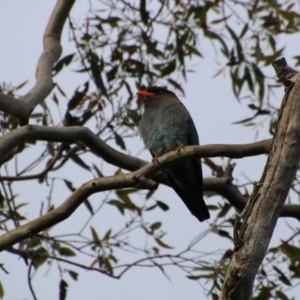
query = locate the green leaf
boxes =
[150,222,162,231]
[232,114,257,125]
[109,254,118,264]
[217,230,232,240]
[92,164,104,177]
[53,53,74,75]
[102,16,120,27]
[91,226,102,247]
[114,131,126,150]
[106,65,118,82]
[217,202,231,218]
[239,23,249,39]
[187,274,216,280]
[15,80,28,91]
[273,266,292,286]
[126,109,140,126]
[68,270,79,281]
[139,0,149,25]
[160,59,176,76]
[156,200,169,211]
[70,153,90,171]
[268,35,277,52]
[275,290,290,300]
[58,247,76,257]
[32,247,48,269]
[84,199,94,215]
[204,30,229,57]
[108,200,125,215]
[185,43,202,57]
[244,66,254,92]
[63,179,75,192]
[67,81,89,110]
[154,238,173,249]
[0,280,4,298]
[88,51,107,96]
[146,204,157,211]
[103,229,112,240]
[252,286,272,300]
[226,25,244,62]
[281,243,300,265]
[167,78,185,95]
[103,257,113,275]
[252,65,265,102]
[59,279,68,300]
[116,190,136,210]
[145,188,157,200]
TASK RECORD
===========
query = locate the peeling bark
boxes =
[220,58,300,299]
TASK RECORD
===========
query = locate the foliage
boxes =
[1,0,300,299]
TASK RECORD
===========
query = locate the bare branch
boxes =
[22,0,75,111]
[205,178,300,220]
[0,125,272,170]
[220,58,300,299]
[0,125,146,171]
[0,172,150,251]
[0,0,75,124]
[0,92,29,121]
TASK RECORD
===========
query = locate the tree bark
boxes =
[220,58,300,299]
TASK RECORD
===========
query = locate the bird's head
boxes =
[137,86,176,108]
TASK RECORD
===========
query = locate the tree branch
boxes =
[205,177,300,220]
[0,92,29,122]
[0,125,272,206]
[0,169,153,251]
[1,124,298,219]
[220,58,300,299]
[22,0,75,111]
[0,124,298,250]
[0,0,75,124]
[0,125,146,171]
[0,125,272,169]
[0,147,237,251]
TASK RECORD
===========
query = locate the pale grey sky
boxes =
[1,1,299,300]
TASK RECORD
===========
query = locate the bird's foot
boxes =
[174,144,185,156]
[152,155,161,164]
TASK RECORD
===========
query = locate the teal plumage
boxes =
[138,86,210,222]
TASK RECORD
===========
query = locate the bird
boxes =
[137,86,210,222]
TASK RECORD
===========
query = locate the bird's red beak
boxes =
[137,90,153,97]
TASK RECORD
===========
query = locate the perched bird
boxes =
[138,86,210,222]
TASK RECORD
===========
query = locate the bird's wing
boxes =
[164,161,210,222]
[185,115,199,145]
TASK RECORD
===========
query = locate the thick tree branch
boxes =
[0,125,272,169]
[0,125,146,171]
[0,92,29,121]
[205,177,300,220]
[0,171,153,251]
[22,0,75,111]
[0,0,75,124]
[220,58,300,299]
